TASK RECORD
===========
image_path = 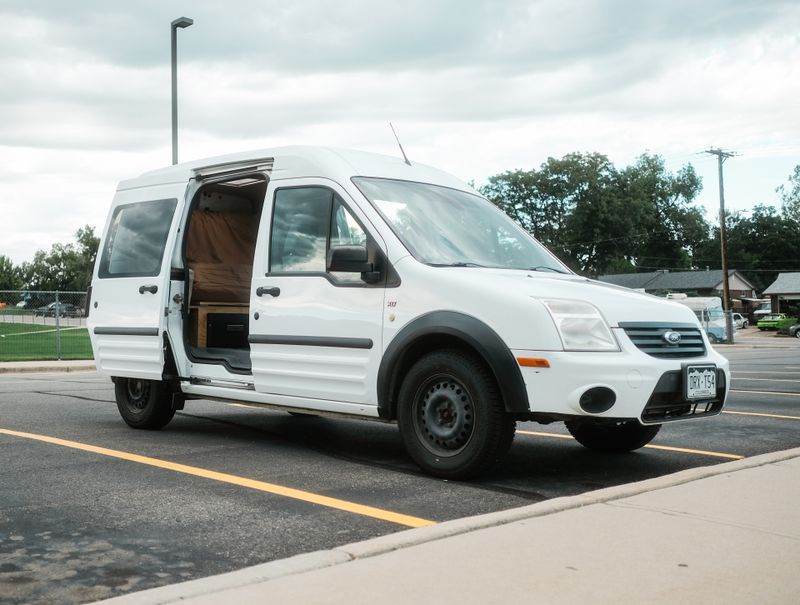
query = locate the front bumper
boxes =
[512,327,730,424]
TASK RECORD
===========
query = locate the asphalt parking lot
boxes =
[1,341,798,604]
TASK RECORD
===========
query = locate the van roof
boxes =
[671,296,723,310]
[118,145,472,192]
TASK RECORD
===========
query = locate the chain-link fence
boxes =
[0,290,93,361]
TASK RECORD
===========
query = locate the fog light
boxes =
[579,387,616,413]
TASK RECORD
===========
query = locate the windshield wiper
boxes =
[429,262,488,268]
[526,266,569,274]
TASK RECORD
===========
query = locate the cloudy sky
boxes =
[2,0,799,264]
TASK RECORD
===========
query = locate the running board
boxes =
[188,377,255,391]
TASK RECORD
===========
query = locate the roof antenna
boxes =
[389,122,412,166]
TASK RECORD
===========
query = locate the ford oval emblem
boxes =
[663,330,682,345]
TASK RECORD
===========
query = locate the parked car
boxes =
[33,302,82,318]
[787,324,800,339]
[732,313,748,329]
[757,313,798,331]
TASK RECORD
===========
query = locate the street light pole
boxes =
[171,17,193,165]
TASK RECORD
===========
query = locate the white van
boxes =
[88,146,729,478]
[667,295,730,343]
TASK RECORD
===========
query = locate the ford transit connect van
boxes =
[88,146,729,478]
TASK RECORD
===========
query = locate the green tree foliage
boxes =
[480,152,705,275]
[695,205,800,293]
[0,254,23,290]
[19,225,100,291]
[777,164,800,225]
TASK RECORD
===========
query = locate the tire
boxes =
[114,377,176,429]
[794,330,800,339]
[565,419,661,453]
[707,333,719,343]
[397,349,515,479]
[742,321,748,329]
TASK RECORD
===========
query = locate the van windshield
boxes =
[352,177,568,272]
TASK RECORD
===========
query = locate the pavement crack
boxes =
[606,501,800,541]
[31,391,113,404]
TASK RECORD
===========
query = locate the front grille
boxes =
[620,322,706,358]
[641,370,726,423]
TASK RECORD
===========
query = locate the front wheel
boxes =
[707,333,719,343]
[397,350,515,479]
[565,419,661,453]
[114,377,176,429]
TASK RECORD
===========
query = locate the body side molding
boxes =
[248,335,373,349]
[93,327,160,336]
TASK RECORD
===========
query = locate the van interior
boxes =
[182,175,267,374]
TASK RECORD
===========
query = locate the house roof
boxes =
[597,269,753,291]
[594,271,663,289]
[763,272,800,295]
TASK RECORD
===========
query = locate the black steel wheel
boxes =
[398,349,515,479]
[114,377,175,429]
[564,419,661,453]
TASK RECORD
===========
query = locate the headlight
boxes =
[541,299,619,351]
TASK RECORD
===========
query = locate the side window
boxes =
[269,187,370,283]
[270,188,333,272]
[99,199,177,278]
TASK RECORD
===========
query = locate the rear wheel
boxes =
[114,377,176,429]
[397,349,515,479]
[565,419,660,453]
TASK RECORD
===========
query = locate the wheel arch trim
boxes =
[377,311,530,419]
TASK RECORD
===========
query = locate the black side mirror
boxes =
[328,245,370,272]
[328,245,381,283]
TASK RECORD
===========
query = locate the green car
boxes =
[757,313,799,331]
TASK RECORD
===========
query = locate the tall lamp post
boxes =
[171,17,193,165]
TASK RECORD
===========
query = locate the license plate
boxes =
[685,365,717,400]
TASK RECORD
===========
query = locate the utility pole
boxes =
[705,148,736,344]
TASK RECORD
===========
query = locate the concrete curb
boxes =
[97,446,800,605]
[0,362,96,374]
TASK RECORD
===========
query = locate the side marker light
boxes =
[516,357,550,368]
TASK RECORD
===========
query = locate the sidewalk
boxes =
[0,359,96,374]
[97,447,800,605]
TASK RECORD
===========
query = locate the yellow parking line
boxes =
[516,430,743,460]
[0,428,434,528]
[723,410,800,421]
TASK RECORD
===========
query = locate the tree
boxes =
[20,225,100,291]
[777,164,800,225]
[616,154,706,272]
[694,205,800,293]
[0,254,22,291]
[480,152,708,275]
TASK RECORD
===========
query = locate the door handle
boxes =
[139,284,158,294]
[256,286,280,297]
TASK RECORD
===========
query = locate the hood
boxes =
[447,268,700,327]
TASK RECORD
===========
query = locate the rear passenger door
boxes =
[88,184,186,380]
[250,180,386,408]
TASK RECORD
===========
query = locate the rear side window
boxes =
[99,199,177,278]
